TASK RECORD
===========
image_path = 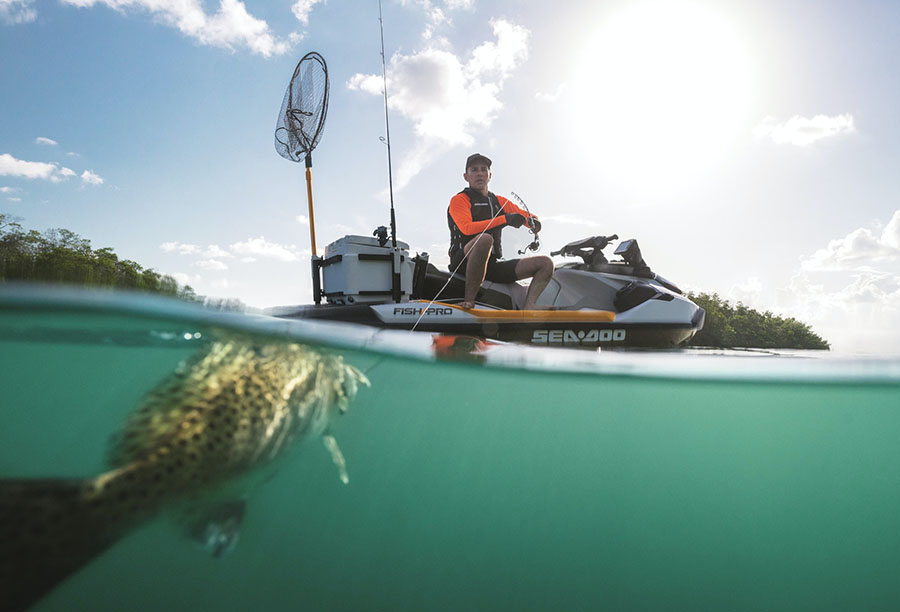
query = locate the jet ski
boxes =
[269,229,705,349]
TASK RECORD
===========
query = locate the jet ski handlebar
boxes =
[550,234,619,258]
[551,235,669,288]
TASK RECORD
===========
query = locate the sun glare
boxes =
[570,1,754,193]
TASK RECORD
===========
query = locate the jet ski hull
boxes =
[271,301,705,349]
[270,234,705,349]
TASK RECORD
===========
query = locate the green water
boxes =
[2,287,900,611]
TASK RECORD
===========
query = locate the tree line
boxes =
[0,213,204,300]
[686,292,829,350]
[0,214,250,311]
[1,214,829,347]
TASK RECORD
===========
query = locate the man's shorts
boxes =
[449,255,521,284]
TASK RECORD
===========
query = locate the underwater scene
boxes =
[2,286,900,612]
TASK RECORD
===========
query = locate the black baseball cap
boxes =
[465,153,492,170]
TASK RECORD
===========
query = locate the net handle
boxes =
[305,156,317,256]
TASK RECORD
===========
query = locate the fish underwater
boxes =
[0,339,369,611]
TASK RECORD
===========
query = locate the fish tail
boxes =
[0,474,141,611]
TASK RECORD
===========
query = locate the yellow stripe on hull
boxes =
[413,301,616,322]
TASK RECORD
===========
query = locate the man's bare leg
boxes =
[516,256,554,309]
[461,234,494,309]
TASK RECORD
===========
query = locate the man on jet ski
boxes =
[447,153,554,310]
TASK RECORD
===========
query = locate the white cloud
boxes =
[1,153,57,180]
[787,271,900,312]
[0,186,20,193]
[160,241,233,259]
[35,137,59,146]
[296,214,309,225]
[398,0,474,41]
[81,169,104,185]
[777,270,900,353]
[203,244,232,258]
[230,236,300,261]
[802,210,900,271]
[347,18,529,189]
[784,211,900,352]
[728,276,764,309]
[837,273,900,304]
[467,20,530,77]
[755,113,855,147]
[0,0,36,24]
[291,0,324,25]
[422,10,447,41]
[535,83,566,103]
[195,258,229,270]
[7,197,23,202]
[61,0,292,57]
[0,153,75,182]
[400,0,472,15]
[160,241,201,255]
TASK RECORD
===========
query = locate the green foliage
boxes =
[687,292,830,350]
[0,212,197,301]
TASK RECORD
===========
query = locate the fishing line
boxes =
[409,199,510,333]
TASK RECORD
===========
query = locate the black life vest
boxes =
[447,188,505,263]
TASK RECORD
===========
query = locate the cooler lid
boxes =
[325,234,410,254]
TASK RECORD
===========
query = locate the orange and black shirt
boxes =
[447,188,533,264]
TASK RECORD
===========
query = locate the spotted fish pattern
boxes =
[0,340,368,612]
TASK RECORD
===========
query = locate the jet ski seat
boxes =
[415,263,516,310]
[581,261,653,278]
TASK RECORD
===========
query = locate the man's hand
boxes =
[506,213,526,228]
[530,218,542,233]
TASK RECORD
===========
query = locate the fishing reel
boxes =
[510,191,541,255]
[373,225,390,247]
[518,217,541,255]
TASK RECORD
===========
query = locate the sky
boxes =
[2,0,899,354]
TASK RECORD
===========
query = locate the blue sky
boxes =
[2,0,900,353]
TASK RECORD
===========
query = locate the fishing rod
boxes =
[510,191,541,254]
[378,0,402,302]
